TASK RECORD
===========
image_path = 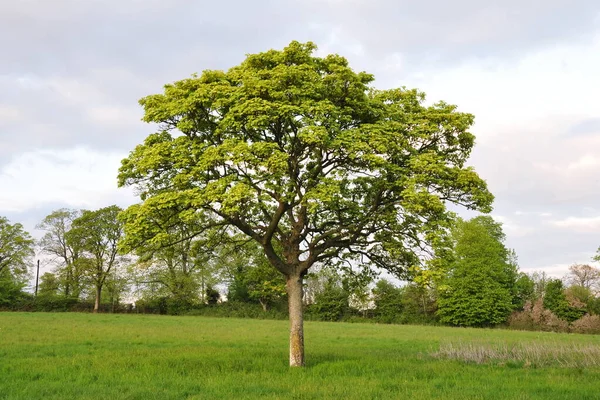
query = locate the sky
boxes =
[1,0,599,278]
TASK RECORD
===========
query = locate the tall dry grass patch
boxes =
[432,340,600,368]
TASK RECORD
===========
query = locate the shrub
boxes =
[571,315,600,334]
[508,299,569,333]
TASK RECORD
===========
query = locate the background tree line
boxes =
[3,208,600,334]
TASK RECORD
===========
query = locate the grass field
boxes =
[2,313,600,399]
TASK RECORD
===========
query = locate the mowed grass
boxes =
[2,313,600,400]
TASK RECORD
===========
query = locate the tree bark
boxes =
[286,274,305,367]
[94,285,101,313]
[259,299,268,312]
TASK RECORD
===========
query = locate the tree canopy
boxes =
[0,216,34,280]
[68,205,125,313]
[118,41,493,366]
[436,216,517,327]
[37,209,84,297]
[0,217,34,305]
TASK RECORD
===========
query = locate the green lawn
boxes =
[2,313,600,399]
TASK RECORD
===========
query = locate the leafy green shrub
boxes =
[306,283,350,321]
[543,280,585,322]
[371,280,403,324]
[183,301,288,320]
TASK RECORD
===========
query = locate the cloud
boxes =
[306,0,600,68]
[551,216,600,233]
[85,106,142,127]
[492,215,536,238]
[0,147,135,213]
[568,117,600,136]
[0,105,21,123]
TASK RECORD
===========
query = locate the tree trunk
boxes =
[94,285,101,313]
[286,274,305,367]
[259,299,269,312]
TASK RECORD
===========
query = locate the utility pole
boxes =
[35,259,40,296]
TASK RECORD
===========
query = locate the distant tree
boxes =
[103,265,130,312]
[205,285,220,305]
[565,285,593,311]
[67,206,125,313]
[37,209,84,297]
[436,216,517,327]
[117,41,493,366]
[0,216,34,281]
[244,263,286,311]
[529,270,550,300]
[38,272,61,297]
[401,284,437,323]
[543,279,585,322]
[0,217,34,306]
[512,272,535,310]
[566,264,600,292]
[310,277,350,321]
[372,279,404,323]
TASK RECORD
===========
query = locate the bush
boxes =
[307,284,350,321]
[543,280,585,322]
[183,301,288,320]
[571,315,600,334]
[371,280,403,324]
[508,299,569,332]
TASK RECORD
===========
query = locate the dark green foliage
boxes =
[225,245,286,311]
[0,216,34,307]
[587,296,600,316]
[400,284,437,324]
[37,209,85,298]
[543,279,585,322]
[436,216,517,327]
[227,263,251,303]
[512,273,535,310]
[206,285,220,305]
[372,279,404,323]
[0,269,28,307]
[38,272,61,297]
[308,280,350,321]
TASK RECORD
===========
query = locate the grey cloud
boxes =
[308,0,600,69]
[464,124,600,271]
[2,0,598,164]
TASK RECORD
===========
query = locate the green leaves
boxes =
[435,216,518,327]
[0,216,34,282]
[119,40,494,279]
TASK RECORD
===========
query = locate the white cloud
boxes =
[410,32,600,137]
[514,211,553,217]
[86,106,142,127]
[551,216,600,233]
[492,215,536,237]
[0,105,21,122]
[0,147,136,213]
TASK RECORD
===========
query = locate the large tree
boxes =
[436,216,517,327]
[0,217,35,305]
[118,41,493,366]
[123,206,225,305]
[67,205,125,313]
[566,264,600,292]
[37,209,85,297]
[0,217,34,278]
